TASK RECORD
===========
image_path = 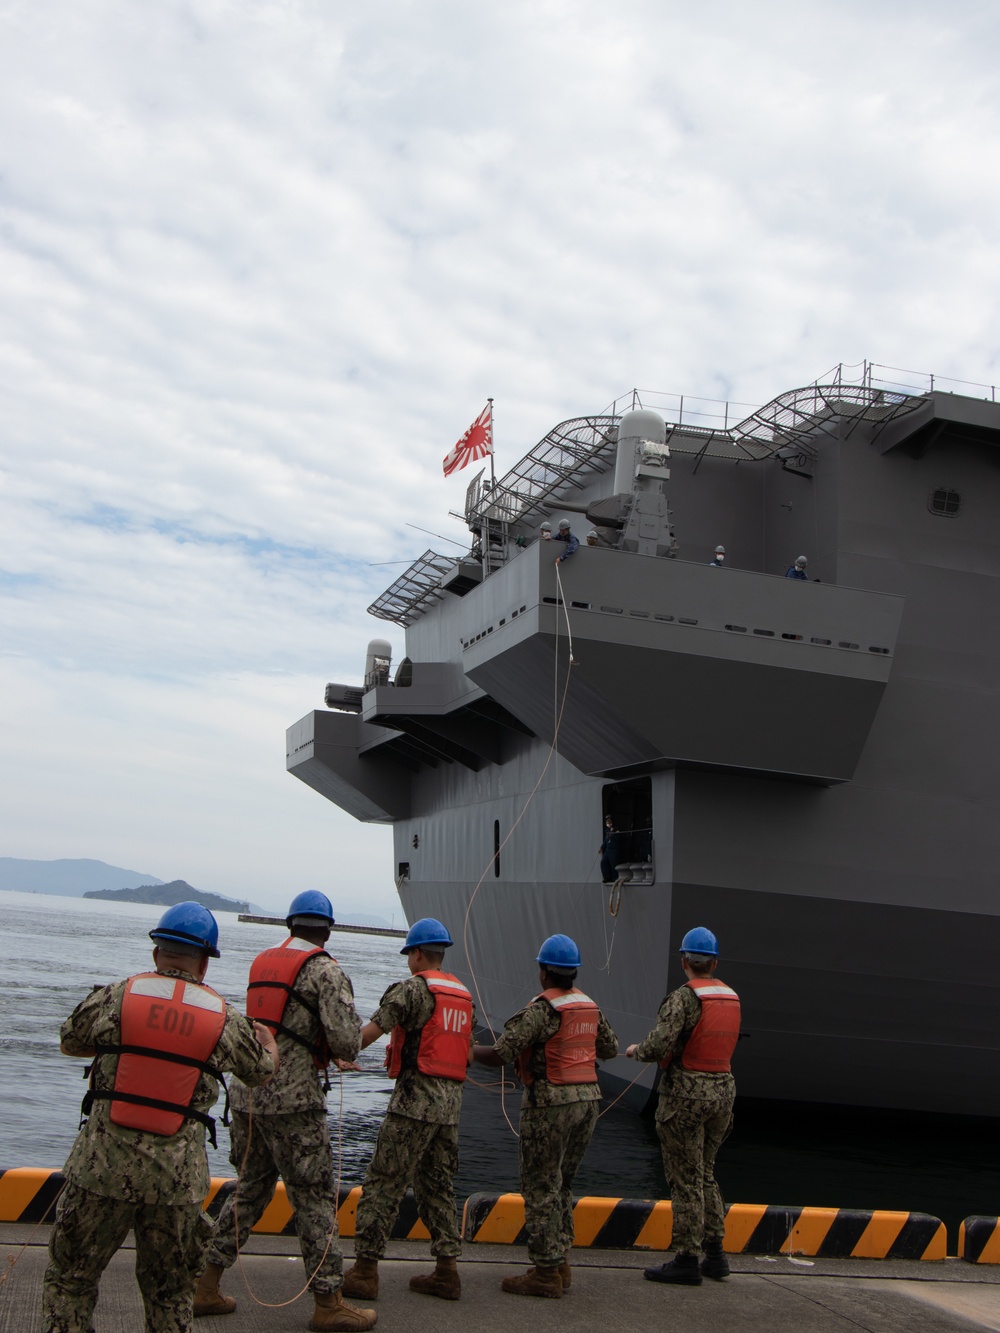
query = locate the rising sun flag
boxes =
[442,402,493,477]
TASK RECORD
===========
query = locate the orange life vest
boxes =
[246,937,333,1068]
[385,972,473,1082]
[660,977,741,1073]
[89,972,227,1141]
[516,989,600,1087]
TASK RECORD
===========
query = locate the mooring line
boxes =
[0,1179,66,1286]
[232,1072,346,1307]
[457,559,580,1137]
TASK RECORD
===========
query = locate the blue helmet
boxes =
[286,890,335,926]
[536,934,581,970]
[149,902,221,958]
[679,926,718,957]
[400,918,453,954]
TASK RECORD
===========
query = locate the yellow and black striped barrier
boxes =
[959,1217,1000,1264]
[0,1169,66,1227]
[203,1181,430,1241]
[462,1193,947,1260]
[0,1171,427,1242]
[0,1170,947,1258]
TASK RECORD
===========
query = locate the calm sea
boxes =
[3,892,998,1238]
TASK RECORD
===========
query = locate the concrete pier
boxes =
[5,1225,1000,1332]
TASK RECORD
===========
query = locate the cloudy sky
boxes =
[2,0,998,916]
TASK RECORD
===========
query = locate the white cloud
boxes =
[1,0,998,907]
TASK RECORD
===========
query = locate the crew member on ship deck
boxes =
[540,519,579,563]
[599,816,621,885]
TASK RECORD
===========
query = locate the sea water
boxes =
[3,891,998,1236]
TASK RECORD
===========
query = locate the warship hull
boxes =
[289,374,1000,1115]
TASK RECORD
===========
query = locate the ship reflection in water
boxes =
[6,894,1000,1240]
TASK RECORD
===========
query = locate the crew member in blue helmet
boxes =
[198,891,375,1332]
[626,926,741,1287]
[43,904,277,1333]
[343,918,475,1304]
[785,555,809,579]
[473,935,618,1299]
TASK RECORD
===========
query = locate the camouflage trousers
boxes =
[206,1109,342,1294]
[657,1090,734,1255]
[520,1101,599,1267]
[355,1112,461,1259]
[42,1181,211,1333]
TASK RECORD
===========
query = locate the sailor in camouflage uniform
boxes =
[626,925,741,1286]
[42,902,277,1333]
[198,890,375,1332]
[342,918,474,1303]
[474,934,618,1299]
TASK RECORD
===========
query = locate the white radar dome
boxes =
[614,409,667,495]
[617,408,667,444]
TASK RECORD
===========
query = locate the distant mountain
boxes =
[84,880,251,914]
[0,857,165,895]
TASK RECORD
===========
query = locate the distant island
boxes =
[84,879,251,914]
[1,858,391,925]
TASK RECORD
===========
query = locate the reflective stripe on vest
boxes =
[516,989,600,1088]
[660,977,741,1074]
[246,937,333,1068]
[105,973,227,1137]
[385,972,473,1082]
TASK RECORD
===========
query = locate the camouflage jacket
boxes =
[632,983,736,1115]
[59,968,274,1205]
[493,997,618,1108]
[371,974,476,1126]
[230,952,362,1115]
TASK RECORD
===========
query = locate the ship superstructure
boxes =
[288,365,1000,1114]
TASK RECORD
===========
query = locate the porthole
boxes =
[929,487,961,516]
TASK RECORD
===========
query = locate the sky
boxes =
[2,0,998,916]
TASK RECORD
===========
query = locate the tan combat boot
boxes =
[342,1258,379,1299]
[309,1289,377,1331]
[559,1257,572,1290]
[500,1265,563,1298]
[409,1255,461,1300]
[193,1263,236,1317]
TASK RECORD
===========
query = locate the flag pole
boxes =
[488,398,495,489]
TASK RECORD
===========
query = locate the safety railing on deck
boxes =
[820,359,998,402]
[373,362,986,627]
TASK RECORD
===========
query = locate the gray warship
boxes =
[287,364,1000,1116]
